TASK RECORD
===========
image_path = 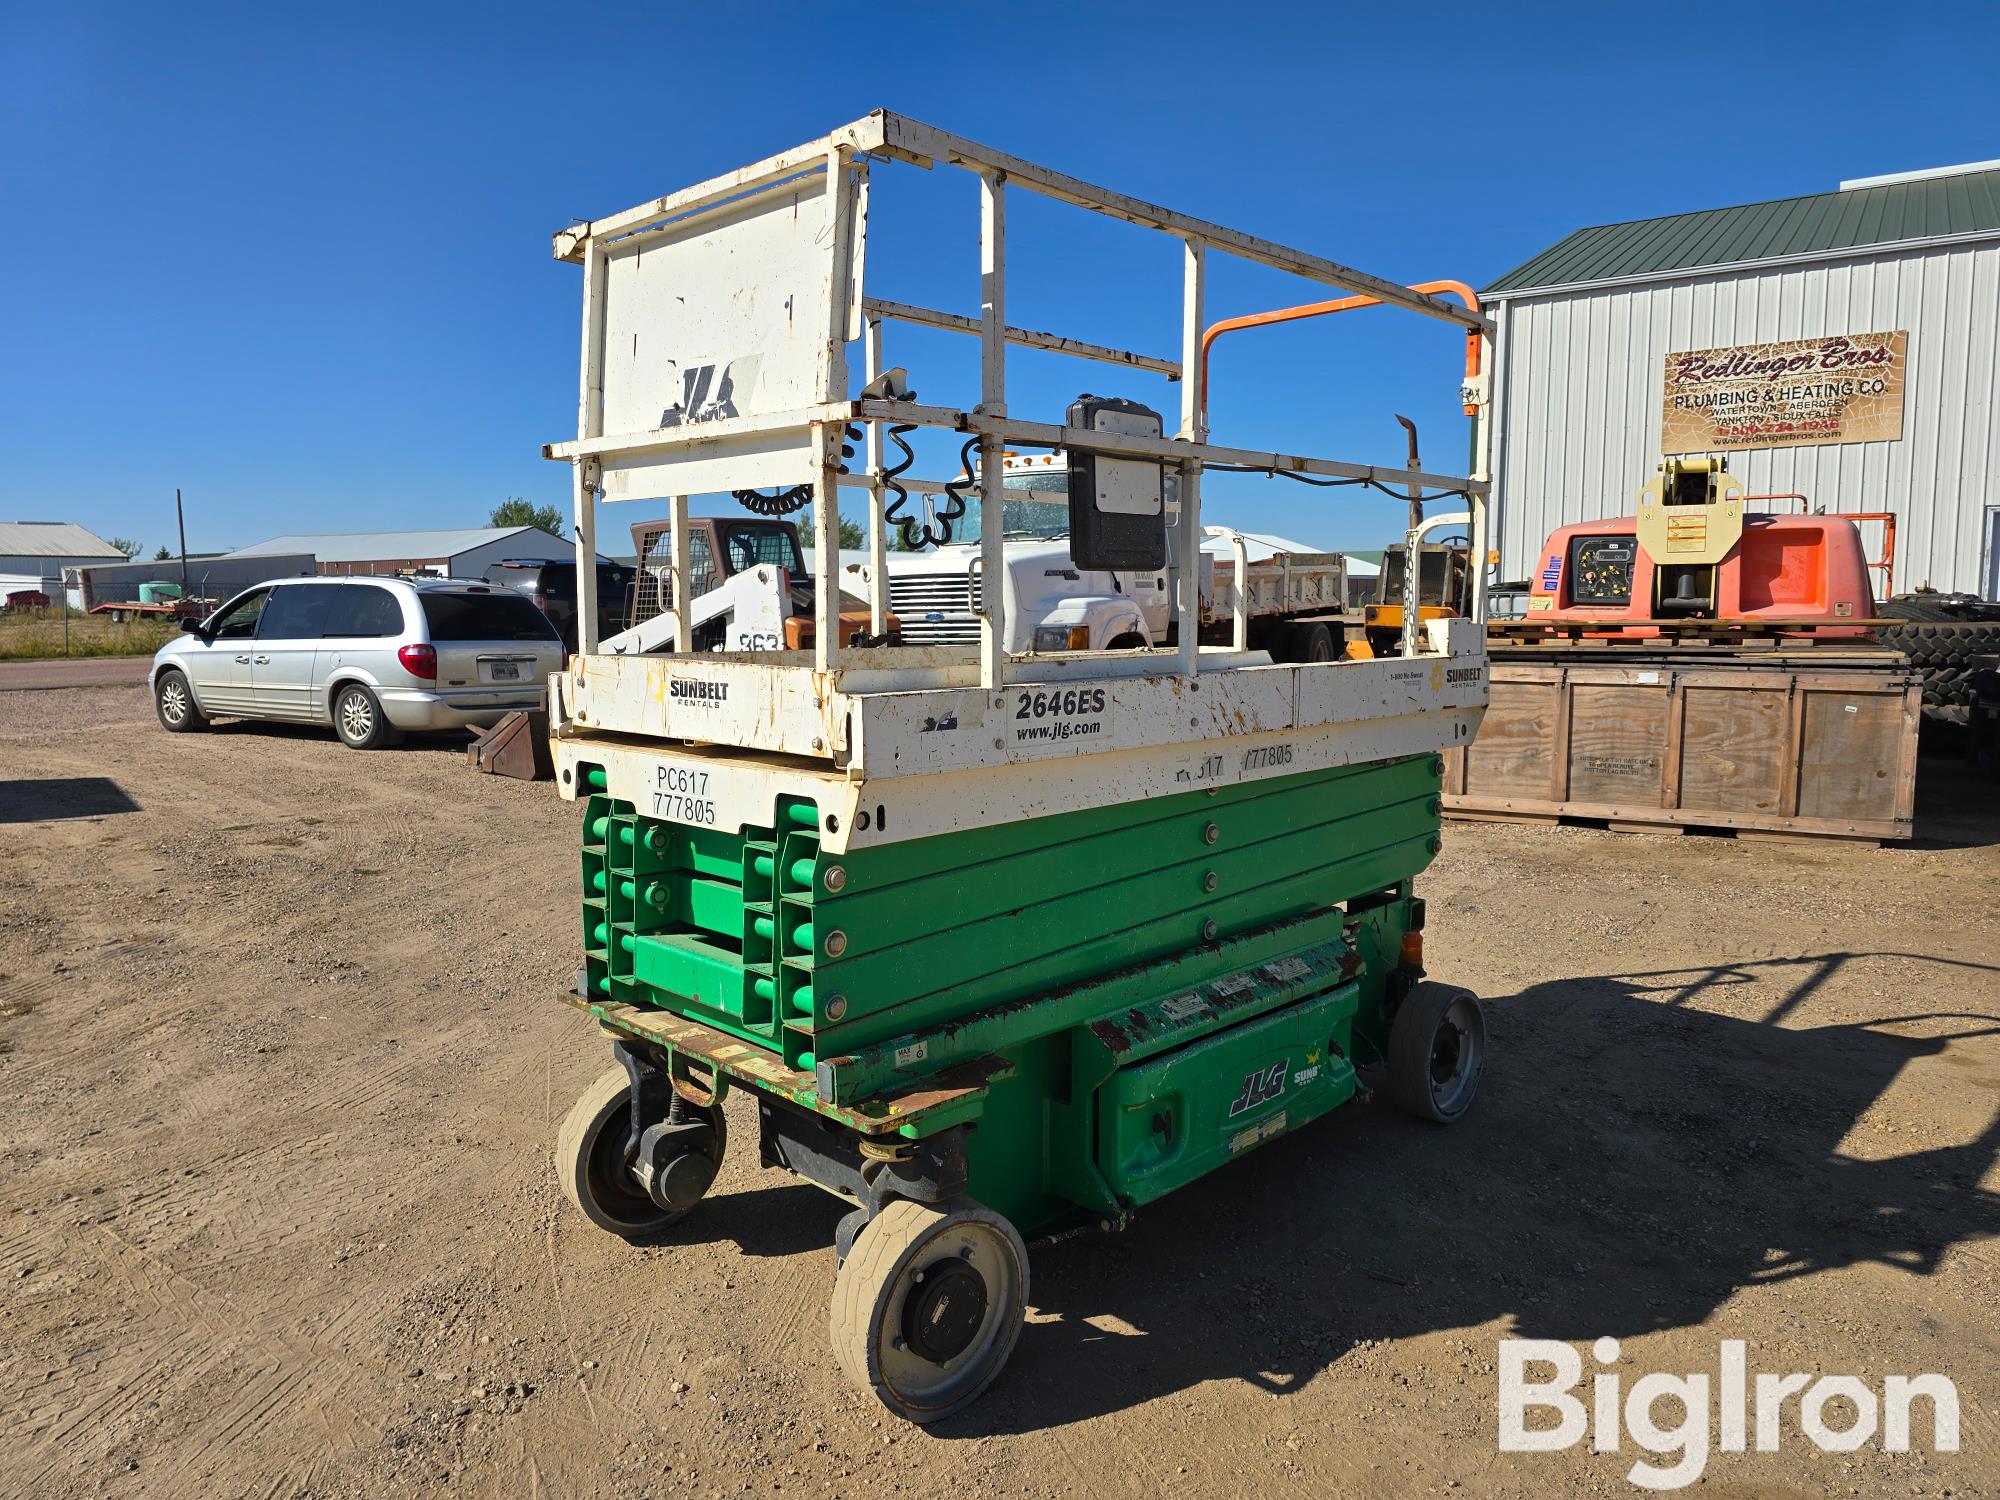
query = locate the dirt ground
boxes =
[2,683,1996,1499]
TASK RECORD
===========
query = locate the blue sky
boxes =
[5,2,1995,556]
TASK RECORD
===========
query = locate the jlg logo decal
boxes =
[1227,1060,1288,1117]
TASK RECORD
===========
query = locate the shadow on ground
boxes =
[206,719,477,757]
[0,776,142,822]
[1910,749,2000,850]
[935,950,2000,1433]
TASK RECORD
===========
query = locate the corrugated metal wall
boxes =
[1490,239,2000,597]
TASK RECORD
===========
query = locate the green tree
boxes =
[490,498,565,537]
[839,517,920,550]
[153,545,173,560]
[109,536,142,559]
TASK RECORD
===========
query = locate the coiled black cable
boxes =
[885,436,977,550]
[732,483,814,516]
[876,420,924,544]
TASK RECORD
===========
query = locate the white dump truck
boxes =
[884,452,1353,662]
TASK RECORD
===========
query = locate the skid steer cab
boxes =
[1351,541,1472,658]
[605,516,898,656]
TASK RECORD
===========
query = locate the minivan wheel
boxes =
[333,684,392,750]
[155,670,208,732]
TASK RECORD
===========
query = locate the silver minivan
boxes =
[151,576,563,749]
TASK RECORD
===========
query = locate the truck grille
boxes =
[887,572,983,645]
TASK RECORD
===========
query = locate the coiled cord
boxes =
[732,483,814,516]
[729,393,991,550]
[885,436,977,550]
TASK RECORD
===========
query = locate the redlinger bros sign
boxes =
[1661,331,1907,453]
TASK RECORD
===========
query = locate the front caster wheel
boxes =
[556,1066,726,1240]
[831,1198,1028,1423]
[1386,981,1486,1123]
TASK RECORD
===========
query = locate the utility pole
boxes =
[176,488,189,593]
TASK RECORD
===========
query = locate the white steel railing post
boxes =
[1468,328,1495,628]
[669,494,691,652]
[815,148,858,674]
[1399,515,1422,660]
[1176,238,1206,679]
[1203,526,1248,649]
[977,170,1007,691]
[573,237,608,654]
[864,316,887,638]
[572,461,598,652]
[1228,532,1247,650]
[812,424,841,673]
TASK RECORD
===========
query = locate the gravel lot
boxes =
[2,683,1996,1498]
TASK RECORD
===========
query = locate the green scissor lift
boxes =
[544,110,1496,1422]
[556,749,1485,1420]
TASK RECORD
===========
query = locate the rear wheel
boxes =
[1387,982,1486,1123]
[831,1198,1028,1423]
[332,683,392,749]
[1288,622,1336,662]
[154,670,207,732]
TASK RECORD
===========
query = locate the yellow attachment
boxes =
[1363,603,1455,628]
[1636,455,1746,566]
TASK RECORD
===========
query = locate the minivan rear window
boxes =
[420,591,560,642]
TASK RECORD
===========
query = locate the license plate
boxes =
[488,662,521,681]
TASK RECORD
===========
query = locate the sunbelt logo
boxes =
[1499,1338,1959,1491]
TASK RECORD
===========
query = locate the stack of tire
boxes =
[1877,592,2000,724]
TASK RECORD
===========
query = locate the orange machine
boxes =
[1456,458,1923,843]
[1524,458,1885,641]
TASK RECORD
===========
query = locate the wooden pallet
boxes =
[1446,806,1884,846]
[1446,656,1919,843]
[1488,618,1897,651]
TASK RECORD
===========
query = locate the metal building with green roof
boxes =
[1483,161,2000,598]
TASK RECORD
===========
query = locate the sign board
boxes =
[594,169,864,500]
[1660,331,1907,454]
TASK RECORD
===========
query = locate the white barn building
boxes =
[1485,161,2000,600]
[223,526,580,578]
[0,521,127,604]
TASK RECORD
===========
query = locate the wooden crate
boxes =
[1444,656,1920,842]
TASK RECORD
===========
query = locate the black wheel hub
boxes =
[901,1257,988,1365]
[1430,1022,1463,1085]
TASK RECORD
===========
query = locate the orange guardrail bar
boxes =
[1201,279,1483,418]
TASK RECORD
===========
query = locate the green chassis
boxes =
[566,753,1441,1237]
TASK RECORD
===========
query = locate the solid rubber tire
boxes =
[556,1066,724,1239]
[1386,982,1486,1124]
[831,1198,1028,1423]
